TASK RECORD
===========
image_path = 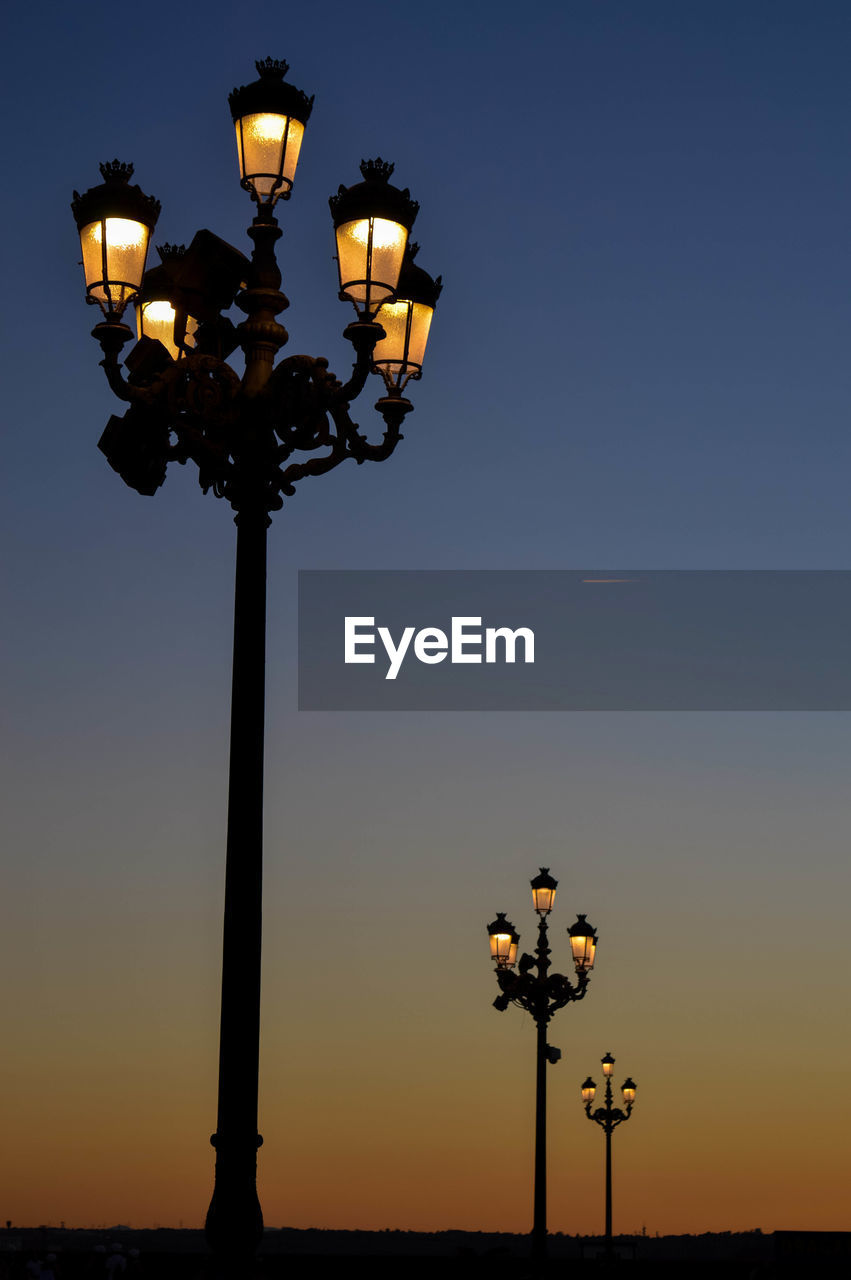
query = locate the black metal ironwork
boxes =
[329,158,419,231]
[228,58,314,142]
[91,211,414,509]
[583,1055,636,1258]
[72,59,436,1280]
[488,873,596,1263]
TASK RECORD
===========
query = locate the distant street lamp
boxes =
[70,57,441,1280]
[487,869,598,1262]
[581,1053,637,1257]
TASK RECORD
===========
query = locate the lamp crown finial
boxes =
[360,157,395,184]
[255,56,289,79]
[157,243,186,261]
[99,159,134,185]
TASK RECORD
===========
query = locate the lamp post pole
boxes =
[71,58,441,1280]
[487,870,598,1264]
[581,1055,637,1259]
[534,954,548,1254]
[205,486,269,1269]
[203,215,287,1270]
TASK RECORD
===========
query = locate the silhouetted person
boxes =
[104,1248,125,1280]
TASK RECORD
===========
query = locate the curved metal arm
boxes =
[94,322,136,402]
[335,320,385,403]
[587,1105,629,1132]
[549,968,589,1009]
[495,963,589,1024]
[584,1074,633,1132]
[348,412,405,464]
[276,418,349,496]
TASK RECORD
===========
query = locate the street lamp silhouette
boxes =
[487,869,598,1262]
[70,57,441,1280]
[581,1053,637,1256]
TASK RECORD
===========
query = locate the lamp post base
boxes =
[205,1133,264,1277]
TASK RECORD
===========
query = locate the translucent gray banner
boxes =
[297,571,851,710]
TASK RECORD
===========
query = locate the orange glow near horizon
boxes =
[6,717,851,1236]
[5,893,851,1235]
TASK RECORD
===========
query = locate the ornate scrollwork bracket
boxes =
[93,306,413,515]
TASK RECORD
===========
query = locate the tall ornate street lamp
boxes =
[581,1053,637,1257]
[70,58,441,1280]
[486,869,598,1262]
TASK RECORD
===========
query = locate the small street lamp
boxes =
[486,869,598,1262]
[70,57,441,1280]
[581,1053,637,1257]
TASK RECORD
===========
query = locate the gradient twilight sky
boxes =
[3,0,851,1238]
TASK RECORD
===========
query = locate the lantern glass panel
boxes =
[622,1084,636,1104]
[373,300,433,377]
[602,1057,614,1078]
[336,217,407,310]
[581,1083,596,1105]
[571,932,596,971]
[236,113,304,199]
[136,300,198,360]
[80,217,150,310]
[489,931,513,968]
[532,885,556,915]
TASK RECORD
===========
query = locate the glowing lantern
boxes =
[372,244,441,391]
[581,1076,597,1106]
[601,1053,615,1079]
[72,161,160,318]
[622,1077,637,1106]
[530,867,558,917]
[229,58,314,205]
[568,913,598,973]
[135,246,198,360]
[487,913,520,970]
[330,159,418,318]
